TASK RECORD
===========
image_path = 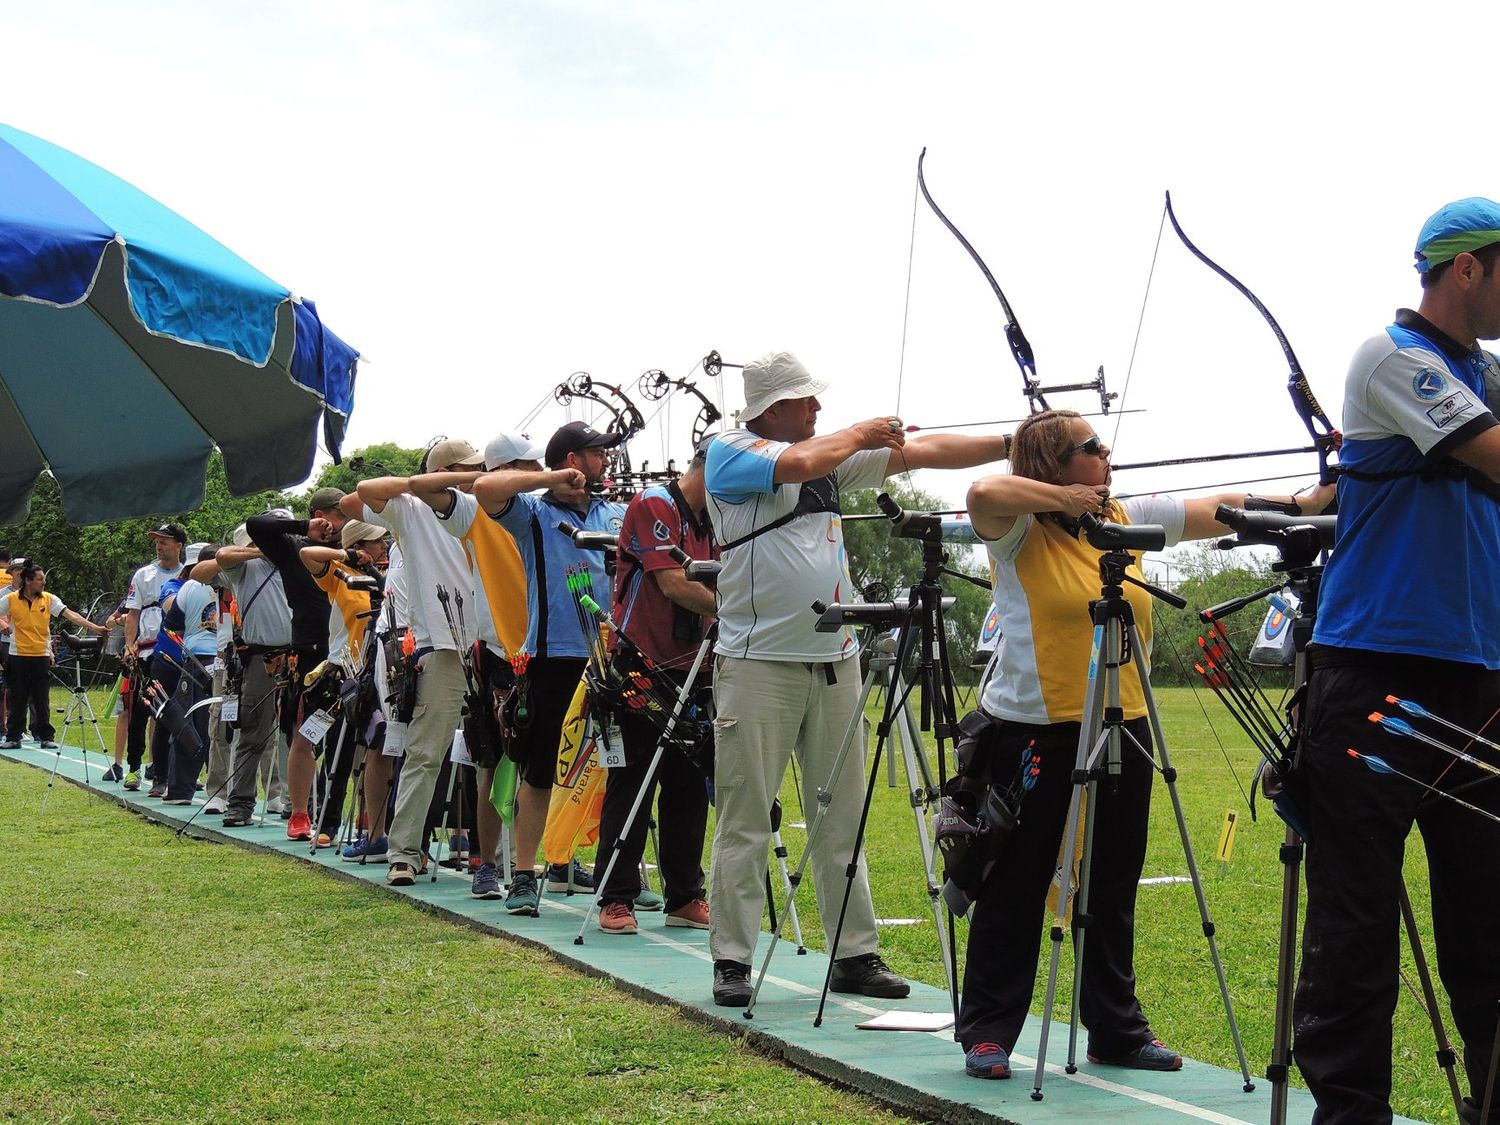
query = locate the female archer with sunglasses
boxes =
[954,409,1333,1081]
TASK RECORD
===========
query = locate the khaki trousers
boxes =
[708,654,878,966]
[387,649,467,869]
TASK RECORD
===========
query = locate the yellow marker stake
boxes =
[1216,809,1239,878]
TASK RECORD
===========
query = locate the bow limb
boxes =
[917,148,1046,413]
[1163,191,1340,484]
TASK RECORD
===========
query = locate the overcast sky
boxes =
[3,0,1484,508]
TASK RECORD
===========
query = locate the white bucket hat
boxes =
[740,352,829,421]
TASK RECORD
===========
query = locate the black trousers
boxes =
[516,657,587,789]
[124,649,158,771]
[1293,652,1500,1124]
[164,666,211,801]
[956,716,1156,1058]
[5,654,53,742]
[594,703,709,910]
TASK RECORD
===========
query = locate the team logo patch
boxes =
[651,519,671,542]
[1412,368,1447,399]
[609,516,623,533]
[1426,392,1472,428]
[750,439,768,448]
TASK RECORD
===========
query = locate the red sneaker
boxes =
[598,902,639,935]
[665,898,710,929]
[287,811,312,841]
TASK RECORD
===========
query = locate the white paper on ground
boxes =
[856,1010,955,1032]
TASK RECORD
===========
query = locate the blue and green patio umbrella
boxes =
[0,123,358,525]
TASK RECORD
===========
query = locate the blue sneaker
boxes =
[506,871,540,916]
[545,859,595,894]
[1087,1038,1183,1071]
[102,763,124,783]
[471,862,502,899]
[964,1042,1011,1079]
[340,835,389,863]
[634,887,665,911]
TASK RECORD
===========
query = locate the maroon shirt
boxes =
[610,482,716,671]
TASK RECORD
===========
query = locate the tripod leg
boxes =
[891,675,956,1014]
[575,743,668,944]
[1031,615,1112,1100]
[769,829,807,953]
[1398,880,1463,1117]
[1268,824,1302,1125]
[1133,625,1254,1091]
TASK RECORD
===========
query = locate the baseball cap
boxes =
[1415,197,1500,273]
[147,523,188,544]
[306,486,345,514]
[340,519,386,548]
[545,421,622,469]
[740,352,829,421]
[484,430,547,470]
[425,438,486,473]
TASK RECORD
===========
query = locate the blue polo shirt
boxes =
[1315,310,1500,667]
[495,491,625,659]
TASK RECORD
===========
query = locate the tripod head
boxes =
[1077,514,1186,609]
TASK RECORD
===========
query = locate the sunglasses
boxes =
[1065,434,1105,459]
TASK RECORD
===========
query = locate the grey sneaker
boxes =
[1087,1039,1182,1071]
[506,871,540,916]
[471,863,502,899]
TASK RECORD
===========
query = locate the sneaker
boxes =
[712,960,752,1007]
[505,871,541,916]
[598,902,639,934]
[386,862,417,887]
[665,898,710,929]
[545,859,595,894]
[315,832,334,849]
[39,740,59,749]
[122,770,141,791]
[202,797,226,815]
[161,796,193,806]
[828,953,910,999]
[0,740,19,750]
[286,811,313,842]
[634,887,665,912]
[471,863,502,899]
[147,784,166,799]
[964,1042,1012,1079]
[265,798,291,817]
[341,835,389,863]
[103,763,124,783]
[440,834,471,869]
[222,812,253,828]
[143,764,155,782]
[1087,1039,1183,1071]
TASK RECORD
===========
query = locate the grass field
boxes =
[9,679,1453,1123]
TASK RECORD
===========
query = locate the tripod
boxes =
[1031,531,1254,1100]
[746,507,975,1025]
[41,653,111,811]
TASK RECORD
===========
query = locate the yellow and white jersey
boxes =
[978,496,1184,725]
[435,488,528,659]
[313,564,371,672]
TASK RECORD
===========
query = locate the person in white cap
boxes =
[404,431,542,900]
[470,421,627,915]
[702,350,1008,1006]
[356,439,481,886]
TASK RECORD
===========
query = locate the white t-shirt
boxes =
[125,561,174,652]
[362,494,473,652]
[173,580,220,659]
[705,429,890,661]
